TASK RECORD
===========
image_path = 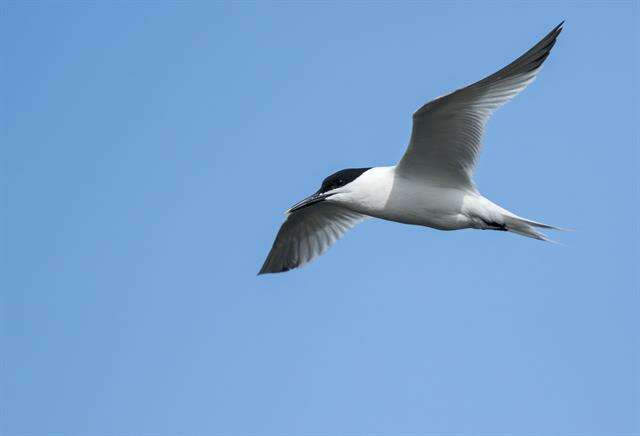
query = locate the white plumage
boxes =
[260,23,564,275]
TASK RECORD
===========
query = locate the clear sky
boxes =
[3,2,638,435]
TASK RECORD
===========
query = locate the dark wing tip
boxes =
[257,255,273,275]
[517,21,565,74]
[258,250,294,275]
[449,20,565,92]
[257,259,279,275]
[257,265,290,275]
[549,21,564,37]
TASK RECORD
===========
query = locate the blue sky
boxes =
[3,2,638,435]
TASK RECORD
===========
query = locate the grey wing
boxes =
[258,202,367,274]
[397,22,563,188]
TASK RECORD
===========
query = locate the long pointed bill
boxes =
[286,192,334,214]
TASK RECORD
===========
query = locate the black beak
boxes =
[287,191,334,213]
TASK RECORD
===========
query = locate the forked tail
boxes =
[502,213,565,242]
[468,196,566,242]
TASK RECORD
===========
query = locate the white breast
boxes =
[328,166,477,230]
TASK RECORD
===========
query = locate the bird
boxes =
[259,22,565,275]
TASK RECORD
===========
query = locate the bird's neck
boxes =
[331,166,397,215]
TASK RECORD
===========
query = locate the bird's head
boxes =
[286,167,372,213]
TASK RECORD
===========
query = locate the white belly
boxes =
[330,166,479,230]
[377,180,473,230]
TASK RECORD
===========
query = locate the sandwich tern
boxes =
[260,22,565,274]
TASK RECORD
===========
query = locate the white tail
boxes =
[467,196,566,242]
[502,213,564,242]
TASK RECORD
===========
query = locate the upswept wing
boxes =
[397,22,563,188]
[259,202,366,274]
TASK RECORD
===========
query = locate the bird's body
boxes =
[329,166,473,229]
[259,22,566,274]
[326,166,532,232]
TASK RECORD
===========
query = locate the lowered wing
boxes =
[259,202,366,274]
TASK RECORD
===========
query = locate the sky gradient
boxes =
[3,2,638,435]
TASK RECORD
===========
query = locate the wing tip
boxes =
[258,252,299,275]
[553,21,564,40]
[257,263,269,276]
[257,265,291,275]
[549,21,564,37]
[522,21,565,74]
[257,258,287,275]
[549,21,565,43]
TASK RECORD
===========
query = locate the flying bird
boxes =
[259,22,565,274]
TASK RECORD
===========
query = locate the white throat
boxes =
[326,166,396,215]
[327,165,480,229]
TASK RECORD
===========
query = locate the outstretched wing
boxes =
[258,202,366,274]
[397,22,563,188]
